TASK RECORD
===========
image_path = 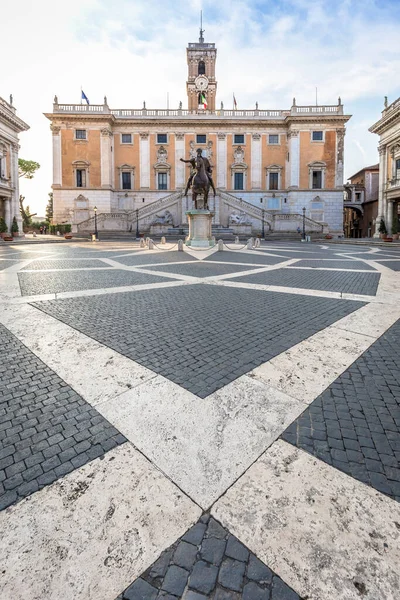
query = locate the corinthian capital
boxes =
[378,145,386,156]
[287,130,299,138]
[50,124,61,135]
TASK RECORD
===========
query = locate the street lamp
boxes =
[135,208,140,239]
[93,205,99,241]
[261,208,265,238]
[302,206,306,241]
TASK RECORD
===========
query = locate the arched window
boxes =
[198,61,205,75]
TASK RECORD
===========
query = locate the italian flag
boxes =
[200,93,207,109]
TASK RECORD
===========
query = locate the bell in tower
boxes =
[186,16,217,113]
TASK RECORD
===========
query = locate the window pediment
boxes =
[154,161,171,172]
[118,164,134,171]
[308,160,326,169]
[72,159,90,167]
[266,164,283,172]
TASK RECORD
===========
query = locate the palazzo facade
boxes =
[369,97,400,237]
[45,32,350,237]
[0,96,29,234]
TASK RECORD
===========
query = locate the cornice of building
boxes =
[369,97,400,135]
[0,97,30,133]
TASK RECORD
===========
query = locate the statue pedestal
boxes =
[185,210,214,248]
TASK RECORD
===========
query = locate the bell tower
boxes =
[186,19,217,112]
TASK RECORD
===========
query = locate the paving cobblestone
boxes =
[117,516,301,600]
[0,260,21,270]
[282,318,400,502]
[143,262,257,278]
[0,323,126,511]
[374,260,400,271]
[32,284,363,398]
[227,268,380,295]
[113,251,197,266]
[205,253,286,265]
[290,260,376,270]
[21,259,109,270]
[18,269,173,295]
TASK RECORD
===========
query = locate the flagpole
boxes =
[80,85,82,105]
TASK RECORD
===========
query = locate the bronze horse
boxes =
[191,155,210,210]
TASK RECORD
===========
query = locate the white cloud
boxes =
[2,0,399,214]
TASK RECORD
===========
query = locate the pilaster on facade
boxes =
[100,128,113,189]
[51,124,62,187]
[288,130,300,188]
[139,133,150,189]
[251,133,262,190]
[374,144,387,237]
[217,133,227,189]
[175,133,185,189]
[335,128,345,189]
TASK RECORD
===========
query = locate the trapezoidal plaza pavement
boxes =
[1,239,400,600]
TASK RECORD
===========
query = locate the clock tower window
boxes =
[198,61,206,75]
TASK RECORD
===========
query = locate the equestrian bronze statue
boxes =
[180,148,216,210]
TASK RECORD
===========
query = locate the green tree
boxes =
[46,192,53,223]
[18,159,40,228]
[0,217,7,234]
[18,159,40,179]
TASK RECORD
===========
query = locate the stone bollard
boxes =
[178,239,184,251]
[212,236,216,246]
[161,236,166,244]
[254,238,260,248]
[247,238,253,249]
[140,238,145,248]
[148,239,154,249]
[218,239,224,251]
[235,236,239,244]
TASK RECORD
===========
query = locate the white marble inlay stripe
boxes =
[212,440,400,600]
[0,443,201,600]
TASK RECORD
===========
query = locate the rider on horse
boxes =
[181,148,216,197]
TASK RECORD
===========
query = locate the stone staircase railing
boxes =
[274,213,325,232]
[127,190,183,222]
[217,189,275,222]
[77,212,127,232]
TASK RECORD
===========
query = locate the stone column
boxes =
[251,133,262,189]
[4,198,11,232]
[100,128,113,188]
[335,129,345,188]
[175,133,185,189]
[217,133,227,189]
[288,130,300,188]
[387,201,394,235]
[374,145,386,237]
[51,124,62,187]
[10,143,23,233]
[140,133,150,189]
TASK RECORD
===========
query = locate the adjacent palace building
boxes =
[46,31,351,237]
[0,96,29,235]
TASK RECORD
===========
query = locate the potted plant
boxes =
[378,219,388,240]
[11,216,19,237]
[0,217,12,241]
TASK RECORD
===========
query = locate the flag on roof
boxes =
[81,90,90,105]
[233,94,237,109]
[200,93,207,109]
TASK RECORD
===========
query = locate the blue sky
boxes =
[3,0,400,214]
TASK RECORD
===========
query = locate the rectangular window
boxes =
[312,131,323,141]
[121,134,132,144]
[158,172,168,190]
[75,129,86,140]
[267,197,280,210]
[157,133,168,144]
[234,172,244,190]
[269,172,279,190]
[76,169,86,187]
[122,172,132,190]
[196,134,207,144]
[268,134,279,144]
[396,158,400,178]
[234,134,245,144]
[312,171,322,189]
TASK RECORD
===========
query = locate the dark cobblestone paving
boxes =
[374,261,400,271]
[0,323,126,511]
[117,515,302,600]
[282,318,400,502]
[21,259,110,270]
[113,251,198,266]
[0,261,21,270]
[227,268,380,295]
[143,262,258,278]
[291,260,376,271]
[32,285,364,398]
[18,269,174,296]
[206,252,286,265]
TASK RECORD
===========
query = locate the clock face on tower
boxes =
[195,75,209,91]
